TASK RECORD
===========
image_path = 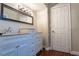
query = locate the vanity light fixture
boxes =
[18,4,31,15]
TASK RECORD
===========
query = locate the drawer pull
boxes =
[16,45,20,48]
[32,50,34,52]
[32,42,34,44]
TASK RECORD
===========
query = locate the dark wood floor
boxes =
[37,50,73,56]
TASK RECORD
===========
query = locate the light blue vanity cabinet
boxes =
[0,33,43,56]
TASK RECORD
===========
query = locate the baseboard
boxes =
[45,47,52,50]
[70,51,79,55]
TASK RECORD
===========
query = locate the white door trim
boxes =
[70,51,79,55]
[69,3,72,53]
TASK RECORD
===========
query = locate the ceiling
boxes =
[22,3,57,11]
[22,3,47,11]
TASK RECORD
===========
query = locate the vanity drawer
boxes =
[18,37,39,46]
[18,38,33,46]
[18,38,35,45]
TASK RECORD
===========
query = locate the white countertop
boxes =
[0,32,42,37]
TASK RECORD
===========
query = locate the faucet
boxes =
[18,28,20,33]
[7,27,12,32]
[4,27,12,34]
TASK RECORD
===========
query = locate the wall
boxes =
[71,3,79,52]
[36,8,49,48]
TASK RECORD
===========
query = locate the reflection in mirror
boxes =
[3,7,19,20]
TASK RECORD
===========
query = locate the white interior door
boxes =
[50,4,71,53]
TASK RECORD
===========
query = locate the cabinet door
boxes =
[18,44,32,56]
[1,48,17,56]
